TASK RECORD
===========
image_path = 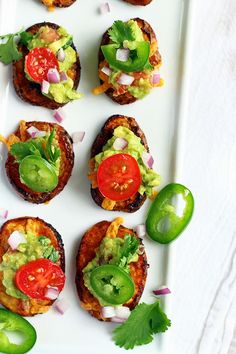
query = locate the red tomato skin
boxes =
[15,258,65,300]
[97,153,142,202]
[25,47,59,83]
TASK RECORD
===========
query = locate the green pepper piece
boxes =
[0,308,37,354]
[90,264,135,305]
[146,183,194,244]
[19,155,58,193]
[101,42,151,73]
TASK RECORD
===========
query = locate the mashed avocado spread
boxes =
[94,126,160,197]
[0,233,59,300]
[26,26,81,103]
[83,219,139,306]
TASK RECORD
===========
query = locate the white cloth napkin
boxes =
[198,235,236,354]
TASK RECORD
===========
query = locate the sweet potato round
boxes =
[0,217,65,316]
[75,220,148,321]
[5,121,74,204]
[12,22,81,109]
[99,18,161,105]
[90,114,148,213]
[41,0,76,7]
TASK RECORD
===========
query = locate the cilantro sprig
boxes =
[108,20,135,47]
[10,128,60,166]
[0,30,33,65]
[117,234,139,271]
[113,300,171,349]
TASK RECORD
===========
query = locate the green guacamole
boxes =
[0,233,59,300]
[83,235,139,306]
[26,26,81,104]
[94,126,160,197]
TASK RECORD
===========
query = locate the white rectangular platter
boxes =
[0,0,193,353]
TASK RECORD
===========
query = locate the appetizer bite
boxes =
[0,22,81,109]
[1,120,74,204]
[93,18,162,104]
[41,0,76,9]
[123,0,152,5]
[88,115,160,212]
[76,217,147,321]
[0,217,65,316]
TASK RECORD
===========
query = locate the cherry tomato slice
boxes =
[97,153,142,201]
[15,259,65,300]
[25,47,59,83]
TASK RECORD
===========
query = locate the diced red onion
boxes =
[60,71,68,82]
[1,210,8,219]
[54,298,69,315]
[41,80,50,95]
[27,126,46,138]
[53,109,65,124]
[153,286,171,296]
[45,287,59,300]
[151,72,161,85]
[118,73,134,86]
[116,48,130,62]
[100,2,110,14]
[101,66,112,76]
[47,68,60,84]
[8,231,26,250]
[142,151,154,169]
[72,131,85,144]
[114,306,130,320]
[57,48,65,62]
[135,224,146,238]
[113,137,128,151]
[111,316,126,323]
[101,306,116,318]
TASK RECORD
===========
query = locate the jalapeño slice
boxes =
[19,155,58,193]
[146,183,194,244]
[90,264,135,305]
[101,42,151,73]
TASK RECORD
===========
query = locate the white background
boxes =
[0,0,236,354]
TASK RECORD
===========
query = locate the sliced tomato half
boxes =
[25,47,59,83]
[15,258,65,300]
[97,153,142,201]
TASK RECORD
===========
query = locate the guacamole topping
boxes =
[93,126,160,197]
[25,26,81,104]
[83,218,140,306]
[0,232,59,300]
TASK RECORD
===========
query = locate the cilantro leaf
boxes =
[117,234,139,271]
[108,20,135,46]
[20,31,33,46]
[0,35,22,65]
[112,301,171,349]
[10,129,60,166]
[45,129,61,165]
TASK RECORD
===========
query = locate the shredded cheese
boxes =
[105,217,124,238]
[102,198,116,211]
[92,82,111,96]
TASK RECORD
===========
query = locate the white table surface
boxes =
[166,0,236,353]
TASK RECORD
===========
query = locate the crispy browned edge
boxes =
[123,0,152,5]
[41,0,76,7]
[5,121,74,204]
[0,217,65,316]
[90,114,148,213]
[12,22,81,109]
[99,17,161,105]
[75,221,148,321]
